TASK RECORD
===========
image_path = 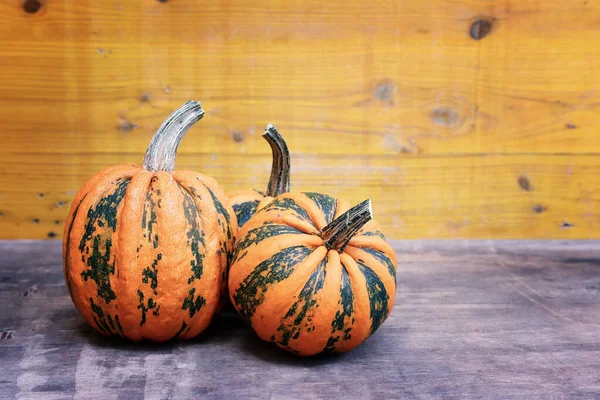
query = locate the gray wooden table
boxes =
[1,240,599,399]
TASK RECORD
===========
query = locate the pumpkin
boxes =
[228,124,290,228]
[228,194,397,356]
[62,101,237,341]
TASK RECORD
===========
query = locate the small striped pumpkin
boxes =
[228,124,290,229]
[62,101,237,341]
[228,193,397,356]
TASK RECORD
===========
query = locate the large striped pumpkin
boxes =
[228,124,290,229]
[62,101,237,341]
[228,193,397,356]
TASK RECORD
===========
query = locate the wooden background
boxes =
[0,0,599,240]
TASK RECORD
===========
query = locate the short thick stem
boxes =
[321,199,372,252]
[263,124,291,197]
[143,100,205,172]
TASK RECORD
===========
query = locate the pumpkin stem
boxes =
[143,100,205,172]
[263,124,291,197]
[321,199,372,252]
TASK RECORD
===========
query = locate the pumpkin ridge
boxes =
[199,181,232,226]
[259,197,315,228]
[66,167,138,338]
[275,257,327,348]
[114,170,155,339]
[141,176,160,249]
[356,261,390,335]
[303,192,338,225]
[63,165,131,265]
[78,178,131,337]
[138,176,162,322]
[323,266,355,353]
[249,211,319,237]
[232,222,304,263]
[355,247,396,279]
[175,173,232,328]
[170,321,188,341]
[233,245,314,322]
[176,184,207,284]
[79,178,131,305]
[64,198,86,300]
[197,180,235,265]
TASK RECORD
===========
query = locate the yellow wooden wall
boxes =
[1,0,599,240]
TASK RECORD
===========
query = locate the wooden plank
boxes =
[0,0,599,239]
[2,92,599,156]
[1,152,599,239]
[1,240,599,399]
[1,0,599,156]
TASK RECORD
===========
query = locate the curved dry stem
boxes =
[143,100,205,172]
[262,124,291,197]
[321,199,372,252]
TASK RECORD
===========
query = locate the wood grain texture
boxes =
[1,240,599,399]
[0,0,599,239]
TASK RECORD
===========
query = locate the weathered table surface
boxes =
[1,240,599,399]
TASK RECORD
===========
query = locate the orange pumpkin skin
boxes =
[228,193,397,356]
[229,124,290,229]
[62,102,237,341]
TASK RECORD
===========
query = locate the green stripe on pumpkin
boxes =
[233,222,303,263]
[182,288,206,318]
[204,184,234,266]
[137,289,157,326]
[114,315,124,336]
[233,245,314,322]
[195,182,234,265]
[233,200,260,228]
[89,297,108,333]
[141,177,159,249]
[357,261,390,335]
[275,258,327,347]
[360,248,396,279]
[106,314,115,330]
[324,267,354,353]
[199,183,232,236]
[303,192,337,224]
[141,258,159,295]
[171,321,188,341]
[91,316,106,334]
[79,178,130,304]
[362,230,386,240]
[178,186,206,284]
[204,184,232,226]
[89,297,122,337]
[259,197,315,227]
